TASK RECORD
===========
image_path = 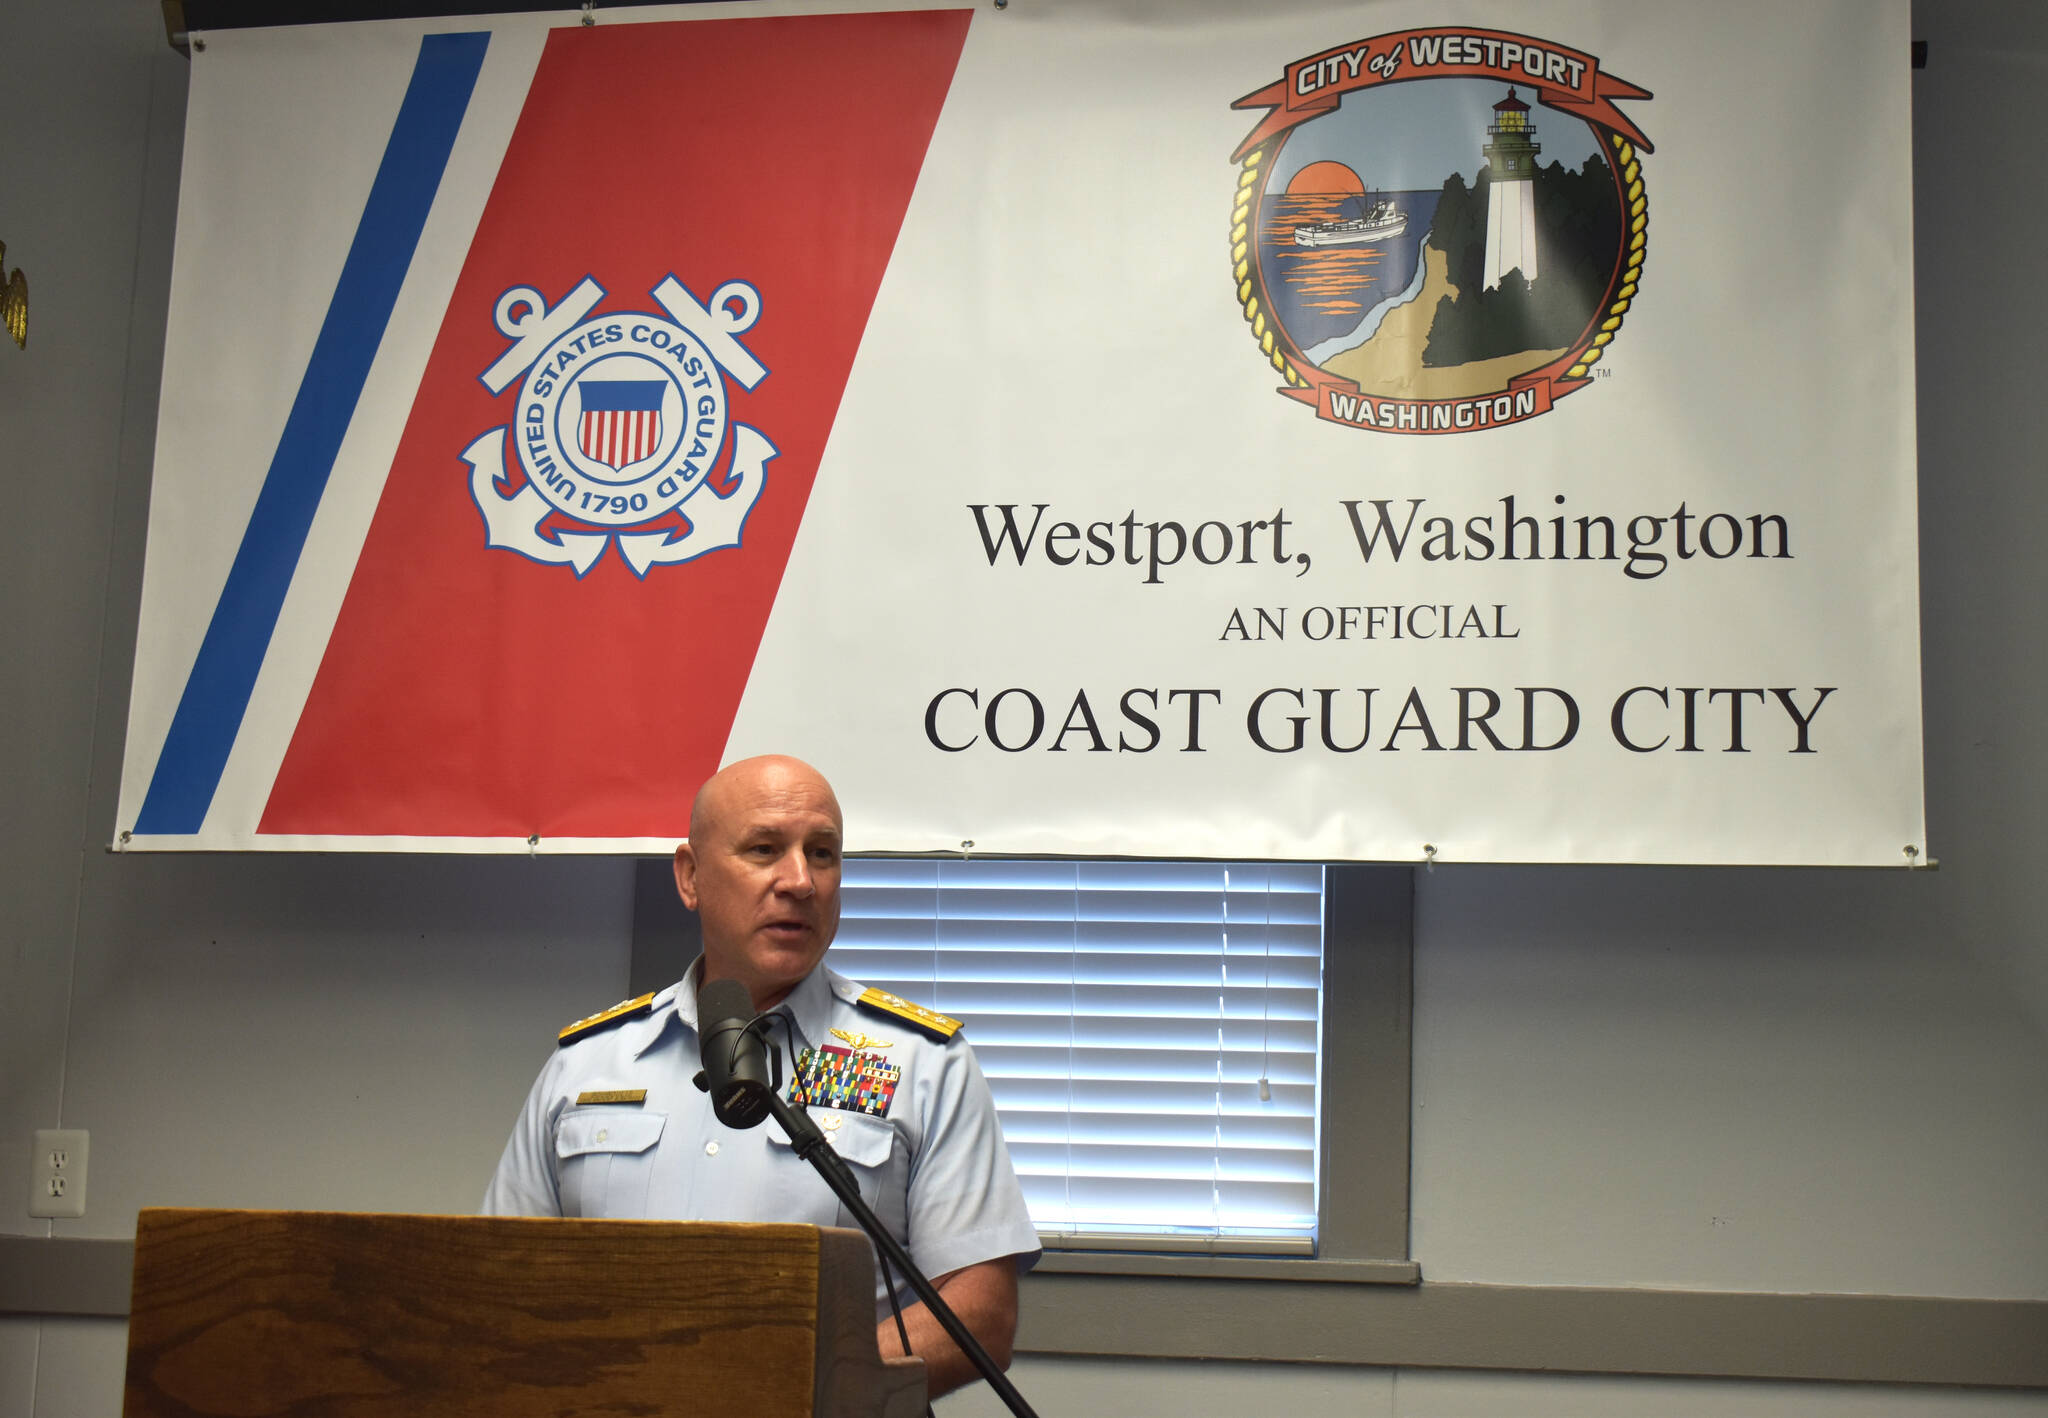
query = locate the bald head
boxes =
[675,756,845,1010]
[689,755,841,844]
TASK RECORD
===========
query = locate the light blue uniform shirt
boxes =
[482,961,1041,1312]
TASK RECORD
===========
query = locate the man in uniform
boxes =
[482,755,1039,1397]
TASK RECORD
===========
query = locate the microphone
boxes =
[695,977,775,1129]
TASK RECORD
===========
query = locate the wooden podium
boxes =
[122,1208,926,1418]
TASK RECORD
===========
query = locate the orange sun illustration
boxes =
[1286,160,1365,195]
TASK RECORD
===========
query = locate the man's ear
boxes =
[673,841,699,913]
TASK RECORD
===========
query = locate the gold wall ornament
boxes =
[0,241,25,350]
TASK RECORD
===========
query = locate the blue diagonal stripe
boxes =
[136,31,489,836]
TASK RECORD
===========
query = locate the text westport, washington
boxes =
[943,492,1830,755]
[967,495,1793,587]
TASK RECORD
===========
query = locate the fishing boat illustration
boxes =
[1293,195,1407,248]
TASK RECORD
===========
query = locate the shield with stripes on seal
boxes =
[577,379,665,470]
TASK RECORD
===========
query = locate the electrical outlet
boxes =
[28,1129,88,1219]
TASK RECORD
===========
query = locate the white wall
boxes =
[4,2,2044,1416]
[0,11,635,1418]
[1411,867,2048,1297]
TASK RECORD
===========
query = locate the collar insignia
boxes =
[856,987,961,1041]
[557,992,656,1046]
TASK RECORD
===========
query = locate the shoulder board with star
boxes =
[557,993,655,1047]
[857,987,961,1042]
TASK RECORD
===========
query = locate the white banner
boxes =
[118,0,1924,863]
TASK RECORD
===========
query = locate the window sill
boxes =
[1033,1251,1421,1284]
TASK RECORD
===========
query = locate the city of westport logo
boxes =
[1229,28,1653,435]
[465,274,774,576]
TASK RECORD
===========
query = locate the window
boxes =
[834,859,1325,1254]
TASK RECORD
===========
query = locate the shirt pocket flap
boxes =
[773,1110,896,1168]
[556,1109,667,1159]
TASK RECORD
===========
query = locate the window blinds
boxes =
[835,859,1325,1252]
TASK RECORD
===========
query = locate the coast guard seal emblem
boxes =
[1228,28,1653,435]
[464,274,774,576]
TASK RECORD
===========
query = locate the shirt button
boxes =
[705,1140,720,1156]
[595,1129,608,1143]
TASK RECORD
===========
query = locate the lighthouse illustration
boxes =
[1482,87,1541,290]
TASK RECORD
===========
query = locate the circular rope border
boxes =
[1232,131,1649,392]
[1566,134,1646,380]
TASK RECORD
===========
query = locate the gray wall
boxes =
[3,2,2043,1416]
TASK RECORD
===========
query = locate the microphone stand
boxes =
[698,1062,1040,1418]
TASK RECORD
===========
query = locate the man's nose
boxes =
[773,848,815,896]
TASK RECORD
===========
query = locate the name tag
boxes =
[575,1089,648,1105]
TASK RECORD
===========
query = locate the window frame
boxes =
[828,856,1329,1254]
[630,859,1416,1283]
